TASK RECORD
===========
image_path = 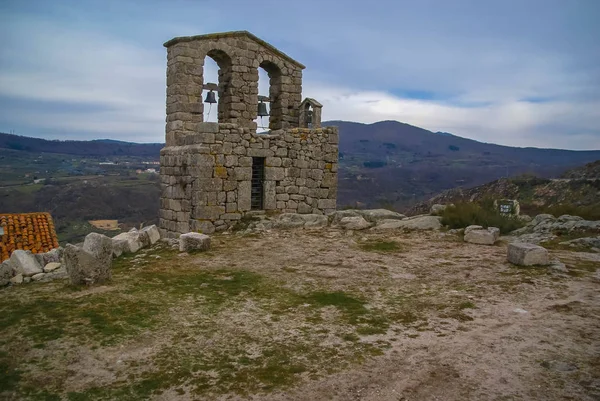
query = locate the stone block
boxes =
[64,244,112,285]
[10,250,43,277]
[83,233,114,269]
[265,167,285,181]
[266,157,282,167]
[507,243,550,266]
[140,225,161,245]
[234,167,252,181]
[464,227,500,245]
[317,199,337,210]
[193,206,226,220]
[179,233,211,252]
[112,231,143,254]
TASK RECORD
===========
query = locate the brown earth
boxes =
[1,228,599,400]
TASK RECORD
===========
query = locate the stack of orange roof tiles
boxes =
[0,213,60,262]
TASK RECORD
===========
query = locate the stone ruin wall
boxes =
[159,31,338,238]
[159,122,339,238]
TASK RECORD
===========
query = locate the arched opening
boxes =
[255,60,282,132]
[202,49,232,123]
[255,67,270,132]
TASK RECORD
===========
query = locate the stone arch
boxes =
[204,48,233,124]
[256,56,284,131]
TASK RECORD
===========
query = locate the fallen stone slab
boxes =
[372,215,442,231]
[338,216,371,230]
[10,274,23,285]
[179,233,211,252]
[10,250,43,277]
[302,214,329,228]
[64,244,112,285]
[507,242,550,266]
[358,209,406,223]
[464,226,500,245]
[273,213,307,229]
[83,233,113,269]
[1,260,15,286]
[43,262,62,273]
[32,272,46,281]
[140,225,161,245]
[112,230,143,254]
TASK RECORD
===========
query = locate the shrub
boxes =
[440,202,525,234]
[545,204,600,221]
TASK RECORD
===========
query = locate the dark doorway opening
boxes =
[251,157,265,210]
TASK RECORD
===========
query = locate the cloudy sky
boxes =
[1,0,599,149]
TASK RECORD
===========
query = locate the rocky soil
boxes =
[1,223,599,400]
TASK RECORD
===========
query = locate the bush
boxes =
[440,202,525,234]
[545,204,600,221]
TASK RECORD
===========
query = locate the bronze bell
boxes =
[306,109,313,124]
[204,90,217,104]
[257,101,269,117]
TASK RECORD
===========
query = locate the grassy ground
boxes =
[1,229,598,400]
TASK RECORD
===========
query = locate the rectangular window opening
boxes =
[251,157,265,210]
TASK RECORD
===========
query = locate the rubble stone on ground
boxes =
[464,226,500,245]
[179,233,211,252]
[64,244,112,285]
[10,250,43,277]
[507,243,550,266]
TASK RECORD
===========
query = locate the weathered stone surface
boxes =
[430,204,448,215]
[32,272,46,281]
[359,209,406,223]
[44,262,62,273]
[0,260,15,286]
[40,247,63,265]
[507,243,550,266]
[302,214,329,228]
[179,233,211,252]
[112,231,143,254]
[83,233,114,269]
[64,244,112,285]
[464,227,500,245]
[10,250,43,277]
[140,225,161,245]
[273,213,306,229]
[339,216,371,230]
[372,216,442,231]
[328,210,362,225]
[464,225,483,234]
[10,274,23,285]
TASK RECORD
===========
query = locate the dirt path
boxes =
[1,228,598,400]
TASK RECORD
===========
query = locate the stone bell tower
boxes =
[159,31,339,238]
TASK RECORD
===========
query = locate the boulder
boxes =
[10,274,23,285]
[43,262,62,273]
[373,215,442,231]
[302,214,329,228]
[140,225,161,245]
[430,204,447,215]
[273,213,307,229]
[10,250,43,277]
[40,247,63,265]
[179,233,211,252]
[64,244,112,285]
[32,273,46,281]
[464,225,483,234]
[327,210,363,225]
[112,231,143,254]
[1,260,15,286]
[83,233,114,269]
[507,243,550,266]
[358,209,406,223]
[559,236,600,250]
[338,216,371,230]
[464,226,500,245]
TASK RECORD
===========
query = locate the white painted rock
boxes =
[464,227,500,245]
[179,233,211,252]
[140,225,161,245]
[339,216,371,230]
[507,243,550,266]
[10,250,43,277]
[43,262,62,273]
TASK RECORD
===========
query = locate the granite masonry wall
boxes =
[159,123,338,238]
[159,31,337,238]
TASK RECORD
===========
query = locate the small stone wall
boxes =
[159,122,339,238]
